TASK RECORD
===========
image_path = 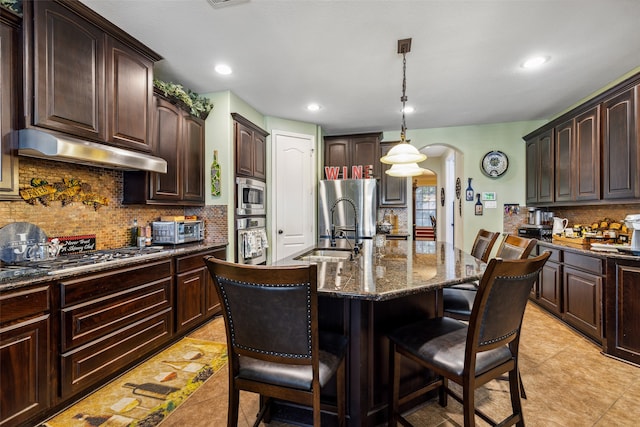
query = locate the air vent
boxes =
[207,0,249,8]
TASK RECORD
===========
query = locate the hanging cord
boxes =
[400,50,408,142]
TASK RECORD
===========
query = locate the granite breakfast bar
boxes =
[272,238,487,427]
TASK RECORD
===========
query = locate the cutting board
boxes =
[0,222,48,263]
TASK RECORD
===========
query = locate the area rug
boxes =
[42,338,227,427]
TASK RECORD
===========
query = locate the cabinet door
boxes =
[0,315,50,427]
[324,137,351,179]
[352,135,379,178]
[236,122,254,177]
[379,143,407,207]
[563,266,602,341]
[574,107,600,200]
[106,37,153,152]
[205,249,226,317]
[537,262,562,314]
[602,88,637,199]
[150,97,181,201]
[525,139,539,204]
[554,120,573,201]
[253,131,267,180]
[176,268,207,334]
[538,130,554,203]
[182,114,205,202]
[606,260,640,364]
[0,16,19,198]
[33,1,105,140]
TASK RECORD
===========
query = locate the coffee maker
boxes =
[624,214,640,252]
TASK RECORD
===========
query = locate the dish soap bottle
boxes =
[211,150,221,196]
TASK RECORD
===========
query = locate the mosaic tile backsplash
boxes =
[0,157,228,250]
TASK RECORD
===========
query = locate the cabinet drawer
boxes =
[61,278,172,351]
[60,308,172,399]
[175,248,224,273]
[564,252,603,275]
[60,259,172,307]
[537,245,562,263]
[0,285,50,324]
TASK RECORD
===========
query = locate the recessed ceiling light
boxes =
[402,106,415,114]
[307,103,321,112]
[521,56,550,69]
[215,64,232,75]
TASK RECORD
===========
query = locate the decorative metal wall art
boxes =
[20,178,109,210]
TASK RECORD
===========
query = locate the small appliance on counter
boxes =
[518,224,553,242]
[151,219,204,245]
[591,214,640,255]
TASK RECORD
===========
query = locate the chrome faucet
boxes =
[330,197,360,254]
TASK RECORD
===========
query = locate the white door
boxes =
[272,130,315,261]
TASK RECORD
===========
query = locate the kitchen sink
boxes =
[295,248,354,262]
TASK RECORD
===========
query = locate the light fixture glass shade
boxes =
[380,142,427,164]
[385,162,426,177]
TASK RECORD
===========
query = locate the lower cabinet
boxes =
[175,247,226,334]
[58,260,174,400]
[0,285,51,427]
[533,244,604,343]
[605,257,640,365]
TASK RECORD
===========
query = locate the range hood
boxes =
[17,128,167,174]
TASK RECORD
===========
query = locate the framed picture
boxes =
[481,192,496,201]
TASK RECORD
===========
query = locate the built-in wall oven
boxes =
[236,217,268,264]
[236,177,266,216]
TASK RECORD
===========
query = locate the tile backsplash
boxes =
[0,157,228,249]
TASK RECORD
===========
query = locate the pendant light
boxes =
[380,38,426,177]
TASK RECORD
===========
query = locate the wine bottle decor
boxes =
[465,178,474,201]
[475,193,483,215]
[211,150,221,196]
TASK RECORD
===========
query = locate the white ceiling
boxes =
[81,0,640,137]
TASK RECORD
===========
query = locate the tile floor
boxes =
[160,303,640,427]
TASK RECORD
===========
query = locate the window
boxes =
[415,186,436,227]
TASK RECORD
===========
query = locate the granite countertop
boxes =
[273,238,486,301]
[0,241,227,292]
[538,240,640,261]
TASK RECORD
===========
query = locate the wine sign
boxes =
[324,165,374,180]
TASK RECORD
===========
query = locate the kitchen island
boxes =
[272,238,486,427]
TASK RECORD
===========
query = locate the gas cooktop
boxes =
[2,246,170,279]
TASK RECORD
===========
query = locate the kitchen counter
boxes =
[0,241,227,291]
[273,238,486,301]
[538,239,640,260]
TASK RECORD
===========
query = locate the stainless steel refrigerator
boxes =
[318,179,377,240]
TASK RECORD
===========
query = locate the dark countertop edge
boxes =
[0,242,228,292]
[538,241,640,260]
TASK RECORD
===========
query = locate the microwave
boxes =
[152,220,204,245]
[236,177,266,216]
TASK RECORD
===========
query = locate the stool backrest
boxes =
[496,234,537,260]
[470,229,501,263]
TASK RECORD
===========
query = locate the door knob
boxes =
[278,230,283,234]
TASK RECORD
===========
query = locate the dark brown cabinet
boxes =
[605,257,640,365]
[0,9,19,199]
[525,129,554,205]
[233,113,268,180]
[323,132,381,180]
[533,244,604,343]
[123,94,205,206]
[0,285,51,427]
[58,260,173,399]
[174,247,226,334]
[554,108,600,202]
[29,0,159,150]
[379,142,407,207]
[602,86,638,200]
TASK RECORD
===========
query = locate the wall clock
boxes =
[481,150,509,178]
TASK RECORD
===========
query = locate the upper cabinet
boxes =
[602,87,638,200]
[233,113,268,181]
[324,132,381,179]
[379,142,407,207]
[27,0,160,151]
[123,93,205,206]
[0,8,20,200]
[524,73,640,206]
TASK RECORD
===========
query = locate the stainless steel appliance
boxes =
[151,220,204,245]
[518,224,552,242]
[236,177,266,216]
[237,217,268,264]
[318,179,377,241]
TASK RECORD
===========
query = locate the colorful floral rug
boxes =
[42,338,227,427]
